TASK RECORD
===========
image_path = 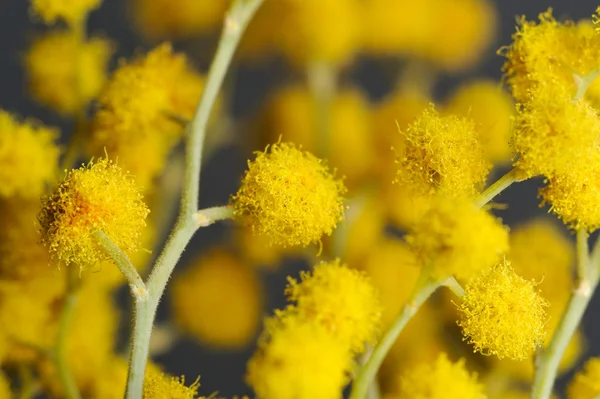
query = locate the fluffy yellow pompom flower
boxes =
[171,249,263,349]
[38,158,149,268]
[444,80,514,165]
[0,110,59,199]
[231,142,346,247]
[457,260,548,360]
[512,85,600,180]
[31,0,101,25]
[396,104,491,198]
[406,196,509,280]
[131,0,229,40]
[285,259,382,354]
[246,315,351,399]
[25,31,113,115]
[567,358,600,399]
[143,368,199,399]
[396,353,485,399]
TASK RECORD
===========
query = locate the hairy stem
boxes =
[531,233,598,399]
[474,167,523,209]
[124,1,263,398]
[350,272,443,399]
[54,279,81,399]
[194,205,234,227]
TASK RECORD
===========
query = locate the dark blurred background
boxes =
[1,0,600,397]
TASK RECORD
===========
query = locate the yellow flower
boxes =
[444,80,514,165]
[144,368,199,399]
[171,249,263,349]
[397,353,485,399]
[38,158,150,268]
[259,85,375,188]
[396,104,491,198]
[246,315,351,399]
[231,142,346,247]
[457,260,548,361]
[131,0,229,40]
[406,196,509,280]
[234,224,301,269]
[567,357,600,399]
[0,372,10,399]
[0,110,59,199]
[362,0,496,71]
[31,0,101,25]
[285,259,382,353]
[25,30,113,115]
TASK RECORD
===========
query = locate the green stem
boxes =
[307,61,337,159]
[573,70,600,102]
[124,1,263,398]
[473,167,523,209]
[194,205,234,227]
[443,276,465,298]
[531,233,598,399]
[350,272,443,399]
[54,286,81,399]
[94,230,147,299]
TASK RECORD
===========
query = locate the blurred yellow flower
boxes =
[0,372,10,399]
[25,30,113,115]
[31,0,101,25]
[567,357,600,399]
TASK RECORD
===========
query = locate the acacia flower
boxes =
[406,196,509,280]
[171,249,263,349]
[37,158,149,268]
[25,30,113,115]
[246,315,351,399]
[567,357,600,399]
[457,260,548,361]
[0,110,59,199]
[144,368,199,399]
[397,353,485,399]
[231,142,346,247]
[31,0,101,25]
[285,259,382,354]
[395,104,491,198]
[0,373,10,399]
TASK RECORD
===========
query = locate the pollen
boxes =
[24,30,113,115]
[37,158,149,269]
[0,110,59,199]
[457,260,548,361]
[246,315,351,399]
[231,142,346,248]
[406,196,509,280]
[395,104,491,198]
[285,259,382,354]
[567,357,600,399]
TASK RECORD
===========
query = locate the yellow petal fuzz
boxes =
[396,353,485,399]
[396,104,491,198]
[31,0,101,25]
[25,31,113,115]
[131,0,229,40]
[285,259,382,354]
[0,110,59,199]
[246,315,351,399]
[444,80,514,165]
[567,357,600,399]
[457,260,548,361]
[37,158,150,268]
[144,368,199,399]
[231,142,346,248]
[171,249,263,349]
[406,196,509,280]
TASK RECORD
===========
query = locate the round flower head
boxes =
[285,259,382,354]
[246,315,351,399]
[25,31,113,115]
[0,111,59,199]
[131,0,228,40]
[231,142,346,247]
[406,196,509,280]
[444,80,514,165]
[31,0,101,25]
[512,85,600,180]
[396,104,491,198]
[397,353,485,399]
[144,369,199,399]
[37,158,150,268]
[171,249,263,349]
[567,357,600,399]
[457,260,548,361]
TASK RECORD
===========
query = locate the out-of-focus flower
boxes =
[25,31,113,115]
[567,357,600,399]
[171,249,263,349]
[31,0,101,25]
